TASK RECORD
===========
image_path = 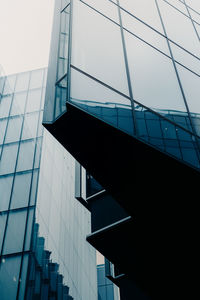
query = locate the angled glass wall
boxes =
[0,68,97,300]
[44,0,200,171]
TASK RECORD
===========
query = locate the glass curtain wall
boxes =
[0,69,46,300]
[0,68,97,300]
[67,0,200,170]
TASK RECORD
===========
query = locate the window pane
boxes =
[0,175,13,211]
[17,140,35,172]
[122,10,169,55]
[120,0,163,32]
[29,69,44,89]
[83,0,119,22]
[71,0,129,94]
[26,89,42,113]
[0,95,12,118]
[3,210,27,254]
[0,118,7,145]
[22,113,39,140]
[158,0,199,57]
[15,72,30,92]
[0,255,21,300]
[10,172,32,209]
[10,91,27,116]
[124,31,187,120]
[0,143,18,175]
[5,116,23,143]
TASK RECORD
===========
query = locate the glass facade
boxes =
[44,0,200,171]
[0,69,97,300]
[97,264,119,300]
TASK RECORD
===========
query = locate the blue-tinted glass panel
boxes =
[3,210,27,254]
[0,255,21,300]
[17,140,35,172]
[0,175,13,211]
[10,172,32,209]
[0,143,18,175]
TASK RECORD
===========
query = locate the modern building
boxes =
[43,0,200,299]
[0,68,97,300]
[97,264,119,300]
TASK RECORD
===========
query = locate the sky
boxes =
[0,0,55,75]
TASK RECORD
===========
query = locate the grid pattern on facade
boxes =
[0,68,46,300]
[68,0,200,170]
[44,0,200,170]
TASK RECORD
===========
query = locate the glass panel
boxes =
[135,103,200,168]
[119,0,163,32]
[0,143,18,175]
[22,113,39,140]
[170,42,200,75]
[71,0,129,94]
[177,64,200,114]
[29,69,44,89]
[0,212,7,251]
[26,88,42,113]
[185,0,200,12]
[0,95,12,118]
[5,116,23,143]
[0,255,21,300]
[0,175,13,211]
[17,140,35,172]
[7,74,17,92]
[3,210,27,254]
[124,31,188,123]
[10,172,32,209]
[158,0,200,57]
[3,78,13,95]
[121,11,170,55]
[0,118,7,145]
[83,0,119,22]
[15,72,30,92]
[10,91,27,116]
[165,0,188,14]
[70,68,132,133]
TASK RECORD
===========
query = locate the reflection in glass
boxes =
[0,255,21,300]
[124,31,187,123]
[71,0,129,94]
[3,210,27,254]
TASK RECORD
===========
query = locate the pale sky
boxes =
[0,0,55,75]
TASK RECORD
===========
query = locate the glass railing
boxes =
[70,97,200,170]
